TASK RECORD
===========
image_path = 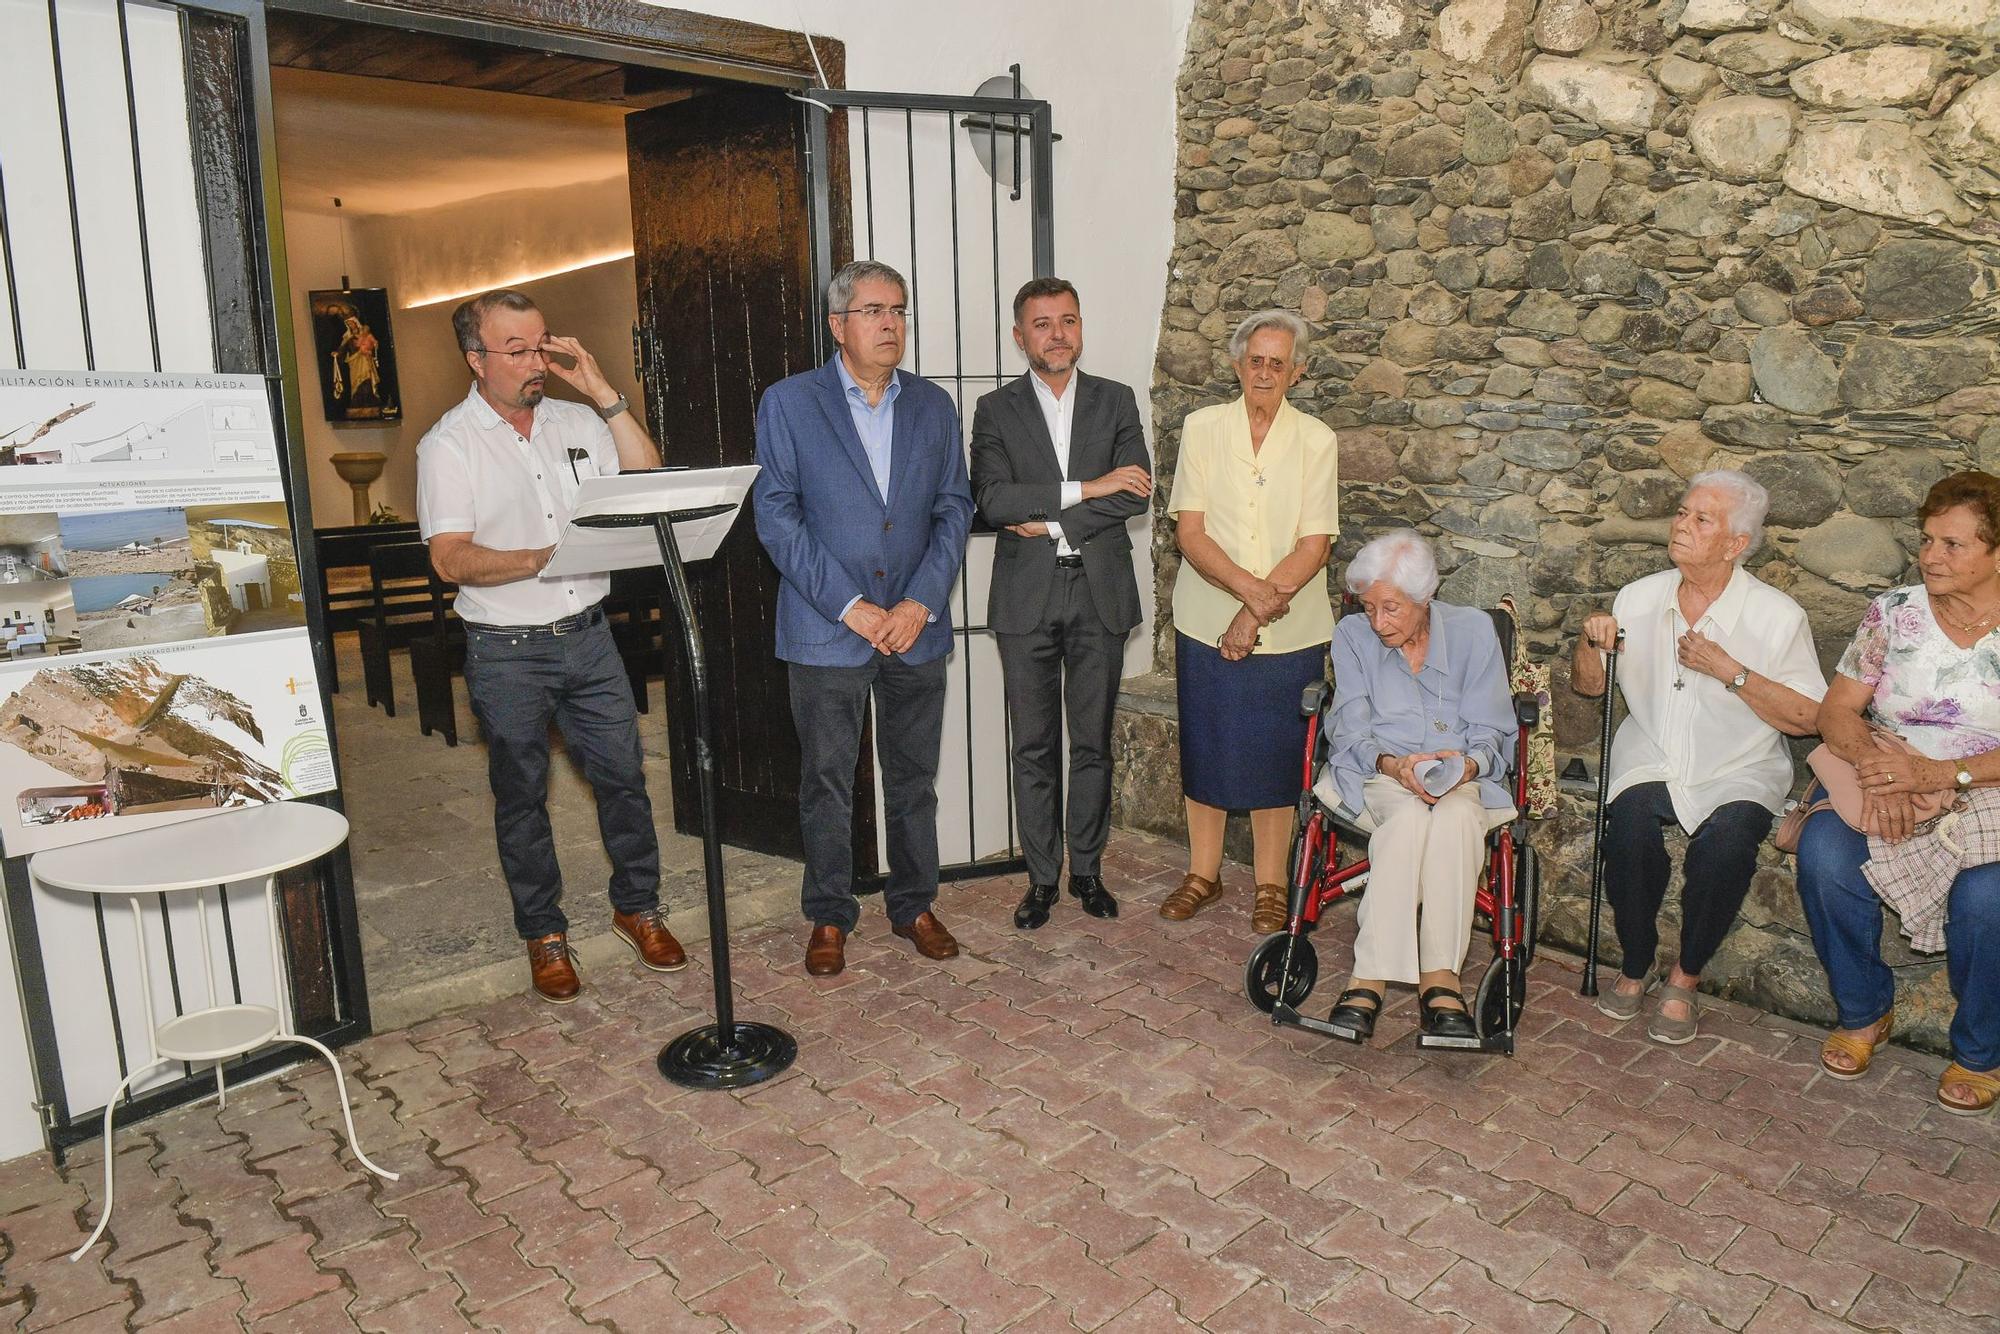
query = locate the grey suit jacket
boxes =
[969,370,1150,637]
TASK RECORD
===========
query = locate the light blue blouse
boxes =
[1324,601,1516,815]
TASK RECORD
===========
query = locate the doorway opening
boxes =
[262,7,827,1023]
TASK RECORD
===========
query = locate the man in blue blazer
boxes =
[754,259,974,977]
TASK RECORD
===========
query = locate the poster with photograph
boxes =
[0,369,333,855]
[309,288,401,423]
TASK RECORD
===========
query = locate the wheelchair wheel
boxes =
[1474,952,1526,1041]
[1246,932,1318,1014]
[1517,842,1540,968]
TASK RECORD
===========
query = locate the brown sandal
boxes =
[1819,1012,1893,1081]
[1251,883,1287,934]
[1939,1063,1999,1116]
[1159,873,1222,921]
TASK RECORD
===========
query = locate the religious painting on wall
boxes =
[309,287,402,423]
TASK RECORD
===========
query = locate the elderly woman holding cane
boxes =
[1318,531,1516,1042]
[1161,309,1338,934]
[1799,470,2000,1115]
[1572,471,1824,1043]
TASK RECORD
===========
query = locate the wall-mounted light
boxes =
[403,250,637,310]
[962,65,1061,203]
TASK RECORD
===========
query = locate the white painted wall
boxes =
[0,0,1195,1163]
[647,0,1197,677]
[0,0,217,1165]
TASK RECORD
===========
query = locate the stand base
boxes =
[657,1021,797,1090]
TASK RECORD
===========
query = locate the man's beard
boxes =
[515,381,545,408]
[1028,347,1074,376]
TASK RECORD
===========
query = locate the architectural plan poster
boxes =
[0,370,333,855]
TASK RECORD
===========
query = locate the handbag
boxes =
[1774,728,1950,853]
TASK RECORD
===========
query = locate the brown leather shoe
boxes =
[1252,883,1288,934]
[526,933,580,1003]
[891,911,959,960]
[805,924,846,977]
[1159,872,1222,921]
[612,907,688,972]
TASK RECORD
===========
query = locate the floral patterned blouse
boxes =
[1837,584,2000,761]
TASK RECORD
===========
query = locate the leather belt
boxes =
[465,603,606,639]
[1054,554,1084,569]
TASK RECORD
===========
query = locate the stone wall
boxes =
[1130,0,2000,1053]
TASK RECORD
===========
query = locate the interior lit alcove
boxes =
[271,65,648,529]
[266,62,794,1024]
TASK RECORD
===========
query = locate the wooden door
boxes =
[628,87,873,869]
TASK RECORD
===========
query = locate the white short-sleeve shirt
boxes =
[1606,565,1829,831]
[416,382,621,626]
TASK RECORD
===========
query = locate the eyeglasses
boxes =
[472,345,551,364]
[832,305,913,323]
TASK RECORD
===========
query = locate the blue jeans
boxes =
[463,617,660,938]
[1795,809,2000,1073]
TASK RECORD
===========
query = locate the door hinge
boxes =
[31,1099,57,1130]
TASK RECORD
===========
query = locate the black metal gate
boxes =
[801,80,1056,883]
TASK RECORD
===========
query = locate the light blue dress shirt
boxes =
[835,353,899,502]
[832,356,934,625]
[1324,601,1517,816]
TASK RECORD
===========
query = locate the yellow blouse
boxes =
[1166,396,1339,654]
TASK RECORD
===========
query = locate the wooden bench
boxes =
[311,523,423,691]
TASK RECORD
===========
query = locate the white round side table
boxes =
[30,800,397,1260]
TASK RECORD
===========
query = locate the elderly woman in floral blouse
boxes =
[1799,470,2000,1116]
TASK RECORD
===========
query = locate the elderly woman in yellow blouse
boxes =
[1161,309,1338,933]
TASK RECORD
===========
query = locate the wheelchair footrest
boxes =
[1271,1003,1350,1040]
[1415,1030,1485,1052]
[1417,1029,1514,1055]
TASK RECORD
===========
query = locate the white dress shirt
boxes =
[1605,565,1828,831]
[1028,371,1085,555]
[416,382,621,626]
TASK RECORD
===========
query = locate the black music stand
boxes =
[572,502,796,1089]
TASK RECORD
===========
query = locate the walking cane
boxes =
[1580,631,1622,997]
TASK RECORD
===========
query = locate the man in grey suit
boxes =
[971,277,1154,929]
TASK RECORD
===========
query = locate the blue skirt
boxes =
[1176,633,1327,811]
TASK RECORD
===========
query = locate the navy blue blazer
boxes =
[753,358,974,667]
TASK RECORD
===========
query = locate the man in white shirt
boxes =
[417,289,682,1005]
[1572,470,1826,1043]
[970,278,1153,929]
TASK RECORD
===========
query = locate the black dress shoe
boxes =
[1069,874,1119,919]
[1014,882,1059,929]
[1326,986,1383,1044]
[1420,986,1478,1040]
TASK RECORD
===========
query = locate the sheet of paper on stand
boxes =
[541,465,760,578]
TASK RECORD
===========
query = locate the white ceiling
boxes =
[271,68,632,217]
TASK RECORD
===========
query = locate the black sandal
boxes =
[1327,987,1384,1044]
[1420,986,1477,1041]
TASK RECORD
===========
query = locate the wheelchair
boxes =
[1244,605,1542,1055]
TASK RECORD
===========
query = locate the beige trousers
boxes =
[1348,775,1513,985]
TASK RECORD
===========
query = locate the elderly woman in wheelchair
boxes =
[1315,530,1522,1044]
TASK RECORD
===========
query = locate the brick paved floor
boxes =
[3,829,1997,1331]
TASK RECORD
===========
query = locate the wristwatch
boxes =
[1958,766,1975,791]
[1726,670,1748,693]
[594,393,630,421]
